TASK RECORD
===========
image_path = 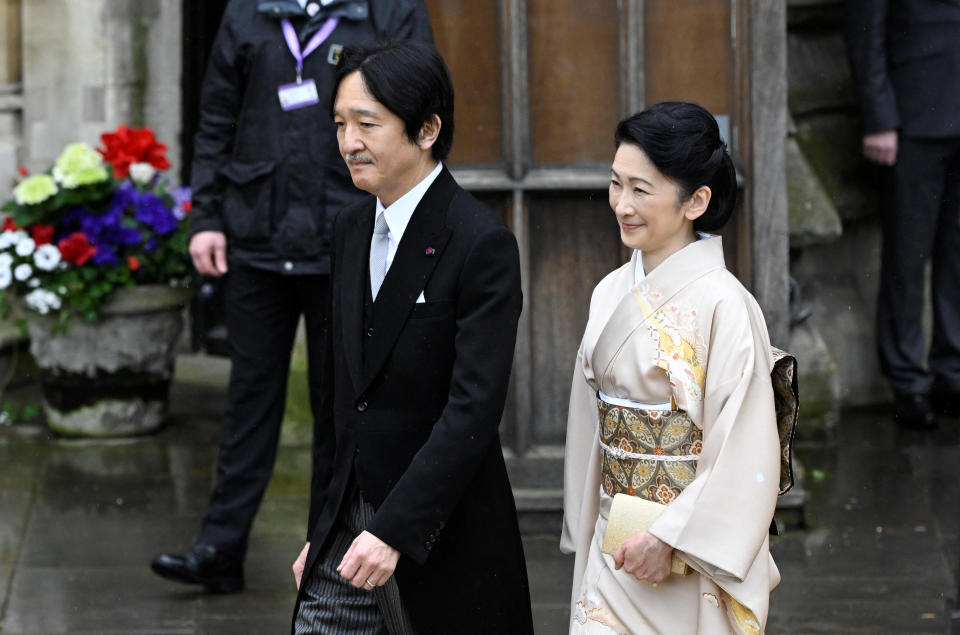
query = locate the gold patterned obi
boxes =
[598,391,702,505]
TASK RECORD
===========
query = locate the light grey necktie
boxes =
[369,212,389,300]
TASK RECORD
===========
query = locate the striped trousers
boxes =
[294,483,417,635]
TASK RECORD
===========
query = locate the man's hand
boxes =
[337,530,400,590]
[189,230,228,277]
[862,130,898,166]
[293,541,310,589]
[613,531,673,584]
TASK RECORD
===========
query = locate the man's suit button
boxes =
[366,327,374,337]
[356,400,368,412]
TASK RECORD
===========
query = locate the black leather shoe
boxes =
[931,390,960,418]
[150,544,244,593]
[893,392,936,430]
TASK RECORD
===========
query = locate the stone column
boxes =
[0,0,27,367]
[0,0,23,183]
[748,1,790,348]
[20,0,181,174]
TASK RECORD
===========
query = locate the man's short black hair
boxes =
[331,40,455,162]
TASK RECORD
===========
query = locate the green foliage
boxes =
[0,400,42,425]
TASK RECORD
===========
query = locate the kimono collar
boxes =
[584,235,726,394]
[632,233,725,297]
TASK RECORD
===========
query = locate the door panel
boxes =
[528,0,620,165]
[425,0,504,166]
[644,0,733,115]
[528,193,622,446]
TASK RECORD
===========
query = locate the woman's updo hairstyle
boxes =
[614,101,738,232]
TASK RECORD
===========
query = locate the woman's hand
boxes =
[613,531,673,584]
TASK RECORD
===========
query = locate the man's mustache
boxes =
[345,153,372,163]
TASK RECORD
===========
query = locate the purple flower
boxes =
[79,207,120,240]
[171,186,192,220]
[101,223,143,246]
[60,206,90,235]
[91,243,118,266]
[134,193,178,235]
[111,181,138,212]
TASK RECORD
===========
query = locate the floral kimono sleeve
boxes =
[648,294,781,583]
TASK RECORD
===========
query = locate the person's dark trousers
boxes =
[877,136,960,397]
[197,263,329,559]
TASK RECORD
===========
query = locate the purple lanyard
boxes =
[281,17,340,83]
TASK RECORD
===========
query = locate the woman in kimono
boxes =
[562,102,782,634]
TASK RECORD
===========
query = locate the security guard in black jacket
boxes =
[151,0,433,593]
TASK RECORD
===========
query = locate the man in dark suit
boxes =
[290,41,534,634]
[845,0,960,428]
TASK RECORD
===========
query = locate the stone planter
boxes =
[26,284,192,437]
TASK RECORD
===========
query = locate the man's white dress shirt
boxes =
[371,162,443,302]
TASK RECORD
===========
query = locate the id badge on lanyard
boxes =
[277,16,339,111]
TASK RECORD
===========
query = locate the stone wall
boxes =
[18,0,181,175]
[787,0,890,430]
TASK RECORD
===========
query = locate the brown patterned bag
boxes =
[770,348,800,495]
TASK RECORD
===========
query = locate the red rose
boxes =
[17,166,28,176]
[181,200,192,212]
[2,217,18,232]
[98,125,171,179]
[31,224,55,245]
[127,256,140,271]
[58,232,97,265]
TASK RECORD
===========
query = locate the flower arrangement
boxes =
[0,125,191,327]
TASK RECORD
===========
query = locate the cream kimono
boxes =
[562,236,781,635]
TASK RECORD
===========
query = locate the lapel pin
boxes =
[425,247,435,256]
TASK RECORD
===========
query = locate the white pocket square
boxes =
[416,291,426,303]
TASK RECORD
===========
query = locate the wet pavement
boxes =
[1,353,958,634]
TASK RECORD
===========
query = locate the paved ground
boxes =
[1,353,958,634]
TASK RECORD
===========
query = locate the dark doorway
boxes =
[181,0,231,355]
[181,0,230,186]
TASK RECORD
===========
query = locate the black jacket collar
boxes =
[257,0,369,38]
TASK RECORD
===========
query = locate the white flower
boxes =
[23,288,61,314]
[14,263,32,281]
[0,253,12,268]
[28,278,40,288]
[24,288,49,314]
[0,266,11,290]
[14,236,35,257]
[129,162,157,185]
[0,230,26,250]
[33,244,61,271]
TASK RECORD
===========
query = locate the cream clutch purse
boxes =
[601,493,692,576]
